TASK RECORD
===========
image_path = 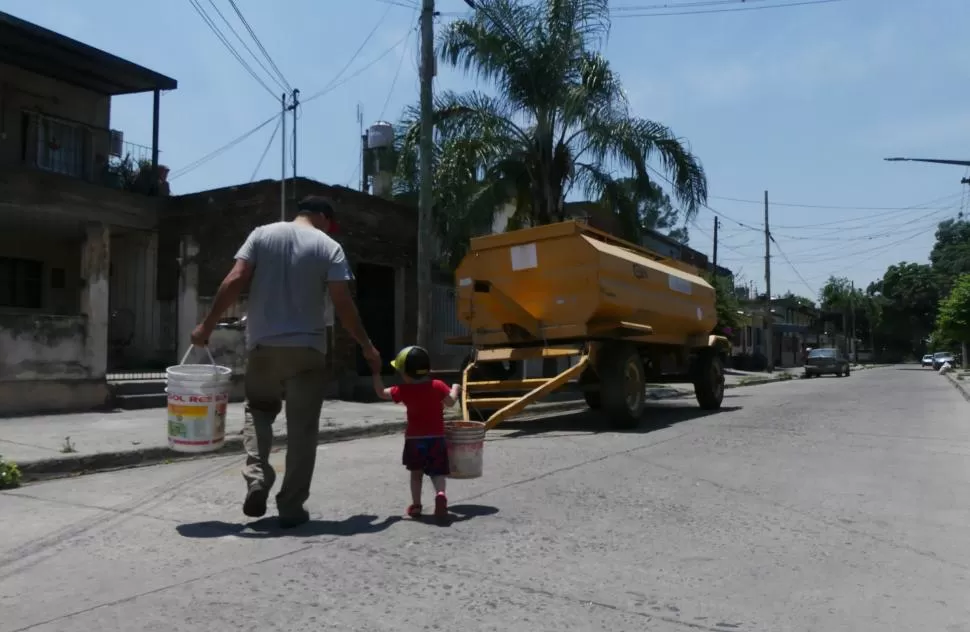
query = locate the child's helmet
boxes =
[390,345,431,379]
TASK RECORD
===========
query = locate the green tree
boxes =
[934,273,970,362]
[394,0,706,263]
[868,263,940,359]
[603,177,689,244]
[707,274,742,336]
[930,217,970,293]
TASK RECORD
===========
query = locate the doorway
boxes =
[355,262,397,376]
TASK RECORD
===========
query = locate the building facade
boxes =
[0,11,176,414]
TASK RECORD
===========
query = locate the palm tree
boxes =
[394,0,707,261]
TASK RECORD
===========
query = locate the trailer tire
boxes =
[579,368,601,410]
[583,391,602,410]
[694,351,725,410]
[598,343,646,429]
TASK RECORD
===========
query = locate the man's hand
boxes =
[190,323,213,347]
[362,343,382,374]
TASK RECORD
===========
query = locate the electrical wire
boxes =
[205,0,289,93]
[380,11,418,120]
[302,26,416,105]
[311,3,394,102]
[711,191,963,213]
[187,0,278,99]
[770,235,816,297]
[610,0,845,18]
[227,0,292,92]
[250,118,282,182]
[170,114,278,180]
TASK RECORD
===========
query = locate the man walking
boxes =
[191,195,381,528]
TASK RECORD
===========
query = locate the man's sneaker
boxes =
[279,508,310,529]
[434,492,448,523]
[243,485,269,518]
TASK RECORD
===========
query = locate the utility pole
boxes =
[358,105,366,192]
[712,216,719,271]
[416,0,435,348]
[291,88,299,202]
[280,92,287,221]
[850,280,857,363]
[764,190,773,372]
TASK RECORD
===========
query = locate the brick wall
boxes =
[163,178,418,394]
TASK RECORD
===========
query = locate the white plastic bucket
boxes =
[166,346,233,453]
[446,420,486,479]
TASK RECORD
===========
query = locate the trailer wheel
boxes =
[579,368,601,410]
[694,351,725,410]
[599,343,646,429]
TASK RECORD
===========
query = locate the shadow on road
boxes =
[497,403,743,439]
[175,504,499,538]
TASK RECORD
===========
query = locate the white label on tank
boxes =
[697,307,703,321]
[458,277,472,286]
[668,274,693,295]
[510,243,538,271]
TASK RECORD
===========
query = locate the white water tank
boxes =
[367,121,394,150]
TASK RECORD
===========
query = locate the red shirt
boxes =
[389,379,452,438]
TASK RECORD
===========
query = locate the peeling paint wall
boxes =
[0,313,90,379]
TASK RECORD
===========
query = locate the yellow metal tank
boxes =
[454,221,718,347]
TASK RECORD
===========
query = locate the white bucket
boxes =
[446,420,486,479]
[165,346,233,453]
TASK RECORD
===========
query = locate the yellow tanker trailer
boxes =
[450,220,730,430]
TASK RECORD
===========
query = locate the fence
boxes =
[430,282,470,370]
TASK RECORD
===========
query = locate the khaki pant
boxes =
[242,345,328,516]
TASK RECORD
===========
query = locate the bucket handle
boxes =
[181,345,218,369]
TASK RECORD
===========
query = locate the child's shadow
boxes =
[175,504,498,538]
[412,503,500,527]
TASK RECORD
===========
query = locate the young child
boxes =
[373,345,460,522]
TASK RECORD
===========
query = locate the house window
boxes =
[0,257,43,309]
[36,116,86,178]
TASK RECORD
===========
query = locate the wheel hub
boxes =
[624,360,643,412]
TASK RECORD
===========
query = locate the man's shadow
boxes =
[175,504,499,539]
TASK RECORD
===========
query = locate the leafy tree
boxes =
[934,273,970,361]
[868,262,940,358]
[393,0,706,265]
[592,177,688,244]
[930,217,970,293]
[707,274,742,336]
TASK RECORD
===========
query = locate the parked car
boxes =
[932,351,956,371]
[804,347,851,378]
[921,353,935,368]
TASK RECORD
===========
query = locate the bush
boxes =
[0,455,22,489]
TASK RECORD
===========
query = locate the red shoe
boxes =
[434,492,448,522]
[406,503,422,518]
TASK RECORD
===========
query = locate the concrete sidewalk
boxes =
[0,365,870,482]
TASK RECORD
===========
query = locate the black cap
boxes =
[296,196,339,233]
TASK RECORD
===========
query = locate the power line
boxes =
[611,0,845,18]
[227,0,292,91]
[187,0,278,99]
[170,115,278,180]
[205,0,289,93]
[312,4,394,102]
[250,118,282,182]
[711,191,964,214]
[770,235,816,297]
[380,10,418,119]
[302,26,416,105]
[170,29,413,181]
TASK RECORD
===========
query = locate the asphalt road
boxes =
[3,366,969,631]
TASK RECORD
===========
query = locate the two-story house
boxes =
[0,11,178,414]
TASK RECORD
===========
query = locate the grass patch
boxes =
[0,455,22,489]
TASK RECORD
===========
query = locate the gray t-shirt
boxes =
[235,221,353,353]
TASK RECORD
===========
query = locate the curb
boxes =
[17,421,407,484]
[11,375,801,484]
[945,372,970,404]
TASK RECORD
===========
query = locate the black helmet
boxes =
[390,345,431,379]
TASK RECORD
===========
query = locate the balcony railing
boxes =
[20,111,167,196]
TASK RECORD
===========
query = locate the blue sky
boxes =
[4,0,969,299]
